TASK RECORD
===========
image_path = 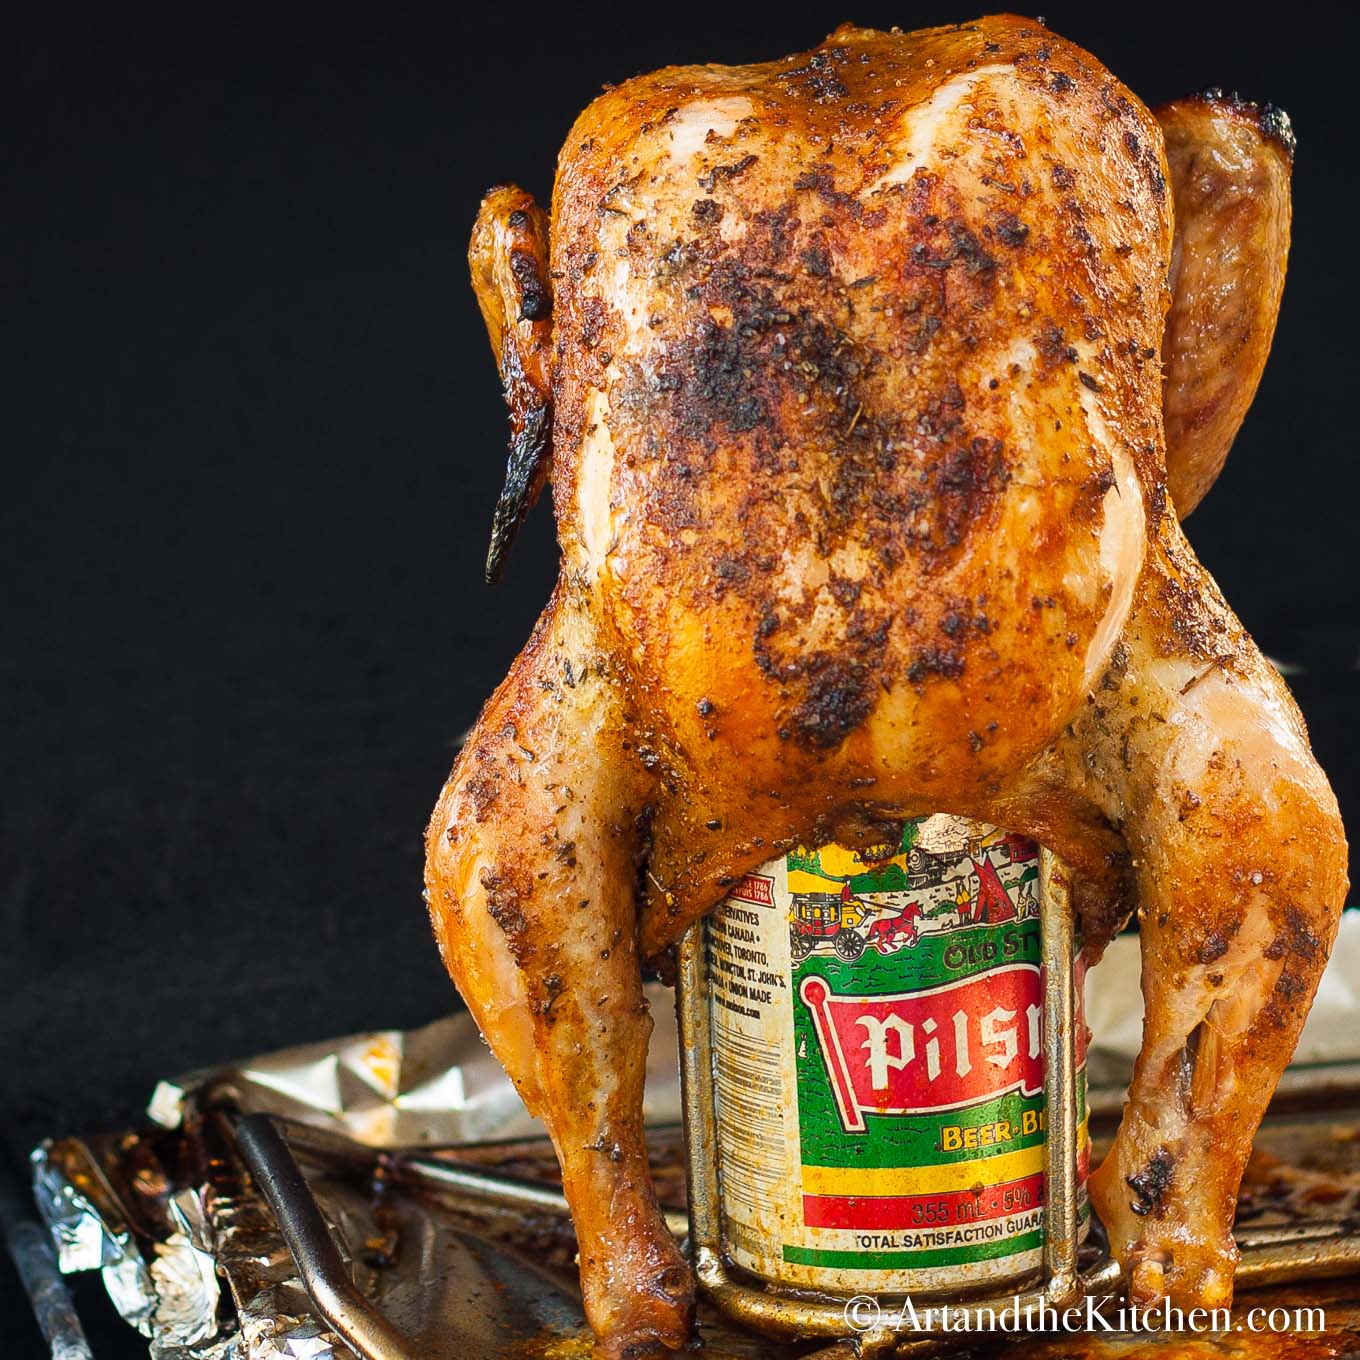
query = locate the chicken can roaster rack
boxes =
[14,847,1360,1360]
[674,849,1360,1351]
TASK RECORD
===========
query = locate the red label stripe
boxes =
[803,1171,1047,1230]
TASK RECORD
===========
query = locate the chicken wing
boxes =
[1157,93,1294,516]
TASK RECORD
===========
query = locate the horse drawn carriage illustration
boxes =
[788,841,1036,961]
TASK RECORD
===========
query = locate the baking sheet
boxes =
[26,912,1360,1359]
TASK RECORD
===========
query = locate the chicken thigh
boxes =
[426,16,1347,1355]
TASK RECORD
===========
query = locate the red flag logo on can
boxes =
[798,965,1047,1132]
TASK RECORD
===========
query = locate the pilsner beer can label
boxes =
[705,814,1089,1294]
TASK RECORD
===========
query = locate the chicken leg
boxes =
[1072,516,1344,1306]
[426,582,692,1354]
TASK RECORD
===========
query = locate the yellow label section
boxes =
[801,1122,1089,1196]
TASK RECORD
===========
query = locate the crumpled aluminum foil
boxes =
[33,1141,156,1335]
[32,1138,233,1359]
[146,981,683,1149]
[31,983,686,1360]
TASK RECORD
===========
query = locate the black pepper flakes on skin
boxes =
[801,243,833,276]
[907,647,965,685]
[480,867,533,963]
[1126,1148,1174,1217]
[697,154,758,192]
[996,214,1029,247]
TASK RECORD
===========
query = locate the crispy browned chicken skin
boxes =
[426,15,1347,1354]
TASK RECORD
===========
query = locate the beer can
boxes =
[704,814,1089,1295]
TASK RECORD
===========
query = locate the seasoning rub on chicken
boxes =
[426,15,1348,1356]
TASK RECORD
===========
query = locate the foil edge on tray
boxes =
[32,1140,158,1337]
[34,1132,354,1360]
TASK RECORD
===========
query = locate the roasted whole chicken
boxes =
[426,14,1348,1354]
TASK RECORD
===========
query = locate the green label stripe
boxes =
[794,921,1041,997]
[783,1228,1044,1271]
[799,1088,1049,1169]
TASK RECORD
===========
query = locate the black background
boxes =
[5,2,1358,1351]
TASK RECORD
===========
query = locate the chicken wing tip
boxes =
[1193,87,1296,160]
